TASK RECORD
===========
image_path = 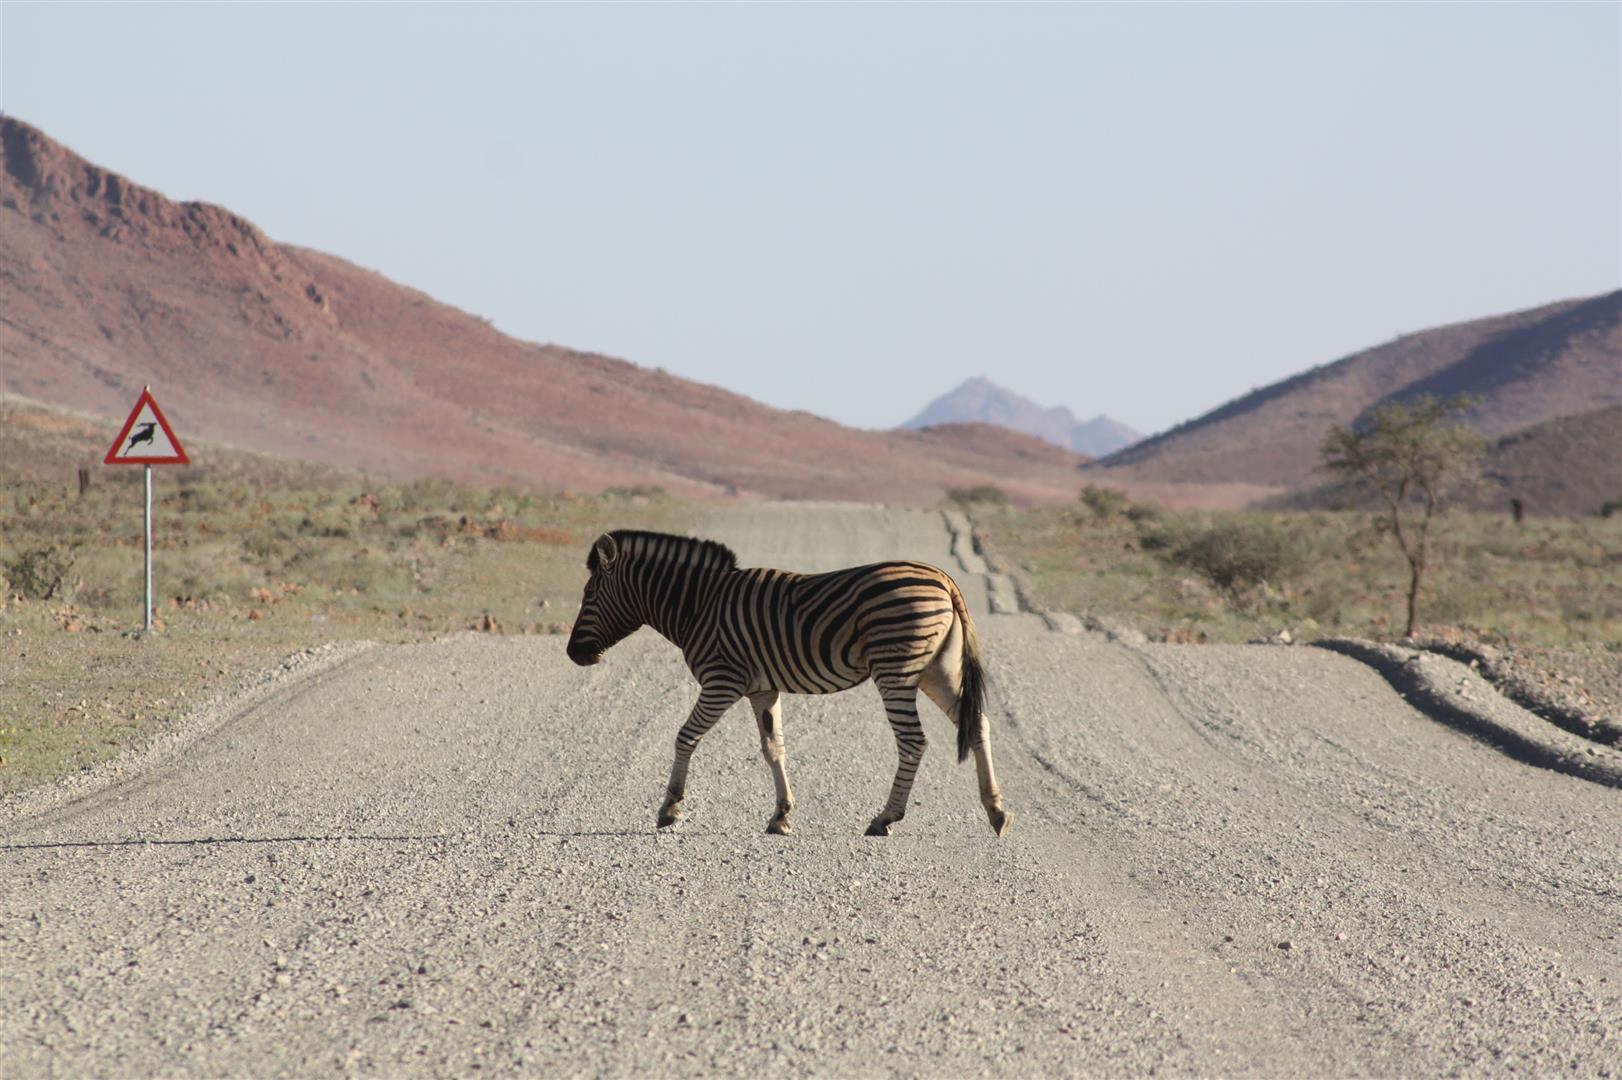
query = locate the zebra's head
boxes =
[566,533,636,666]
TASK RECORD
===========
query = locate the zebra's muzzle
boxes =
[566,640,603,666]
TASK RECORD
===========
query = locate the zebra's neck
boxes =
[609,531,739,651]
[635,561,728,650]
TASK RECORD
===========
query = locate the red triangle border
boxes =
[104,387,190,466]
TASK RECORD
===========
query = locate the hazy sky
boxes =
[4,2,1618,435]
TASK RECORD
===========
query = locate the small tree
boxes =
[1321,396,1485,638]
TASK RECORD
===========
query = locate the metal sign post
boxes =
[105,387,189,633]
[144,464,154,631]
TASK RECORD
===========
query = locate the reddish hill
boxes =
[898,422,1093,470]
[0,115,1090,505]
[1483,405,1622,517]
[1092,292,1622,490]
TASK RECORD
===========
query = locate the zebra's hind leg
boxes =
[921,655,1011,837]
[866,680,926,837]
[658,681,742,828]
[973,740,1011,837]
[749,691,795,835]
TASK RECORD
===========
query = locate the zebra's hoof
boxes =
[864,819,892,837]
[988,808,1011,837]
[656,807,683,829]
[765,817,791,836]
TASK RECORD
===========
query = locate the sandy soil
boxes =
[2,505,1619,1076]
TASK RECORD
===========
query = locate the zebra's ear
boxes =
[592,532,619,569]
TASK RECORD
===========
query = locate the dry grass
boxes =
[0,470,691,793]
[972,499,1622,649]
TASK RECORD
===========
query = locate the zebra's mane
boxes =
[591,530,739,573]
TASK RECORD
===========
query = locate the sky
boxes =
[3,2,1618,437]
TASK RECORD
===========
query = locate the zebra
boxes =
[565,529,1011,837]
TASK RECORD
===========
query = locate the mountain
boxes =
[1069,414,1145,458]
[1281,403,1622,518]
[901,377,1142,456]
[0,392,346,489]
[0,115,1095,506]
[1093,292,1622,489]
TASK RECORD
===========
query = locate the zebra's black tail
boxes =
[950,584,987,763]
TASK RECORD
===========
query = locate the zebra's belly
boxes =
[746,666,870,697]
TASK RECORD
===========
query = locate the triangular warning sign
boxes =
[105,387,190,465]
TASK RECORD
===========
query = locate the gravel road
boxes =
[3,504,1619,1077]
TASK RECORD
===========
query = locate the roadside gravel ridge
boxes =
[1314,636,1622,790]
[0,640,374,831]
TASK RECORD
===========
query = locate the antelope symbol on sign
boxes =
[124,422,157,453]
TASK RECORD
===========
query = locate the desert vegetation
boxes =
[971,495,1622,650]
[945,484,1011,507]
[973,488,1622,739]
[0,469,690,792]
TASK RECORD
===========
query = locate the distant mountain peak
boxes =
[901,377,1142,457]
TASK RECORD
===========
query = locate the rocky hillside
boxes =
[1093,292,1622,489]
[0,115,1092,505]
[1483,404,1622,517]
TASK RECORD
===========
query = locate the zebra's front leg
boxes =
[867,683,926,837]
[658,681,742,828]
[749,691,795,835]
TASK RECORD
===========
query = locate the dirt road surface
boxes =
[4,505,1619,1077]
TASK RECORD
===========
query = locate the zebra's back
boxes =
[702,560,962,696]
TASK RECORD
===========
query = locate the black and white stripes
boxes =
[566,529,1010,837]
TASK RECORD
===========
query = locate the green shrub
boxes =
[1133,516,1178,553]
[1079,484,1129,519]
[1158,518,1309,599]
[946,484,1009,507]
[603,484,667,500]
[3,544,77,600]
